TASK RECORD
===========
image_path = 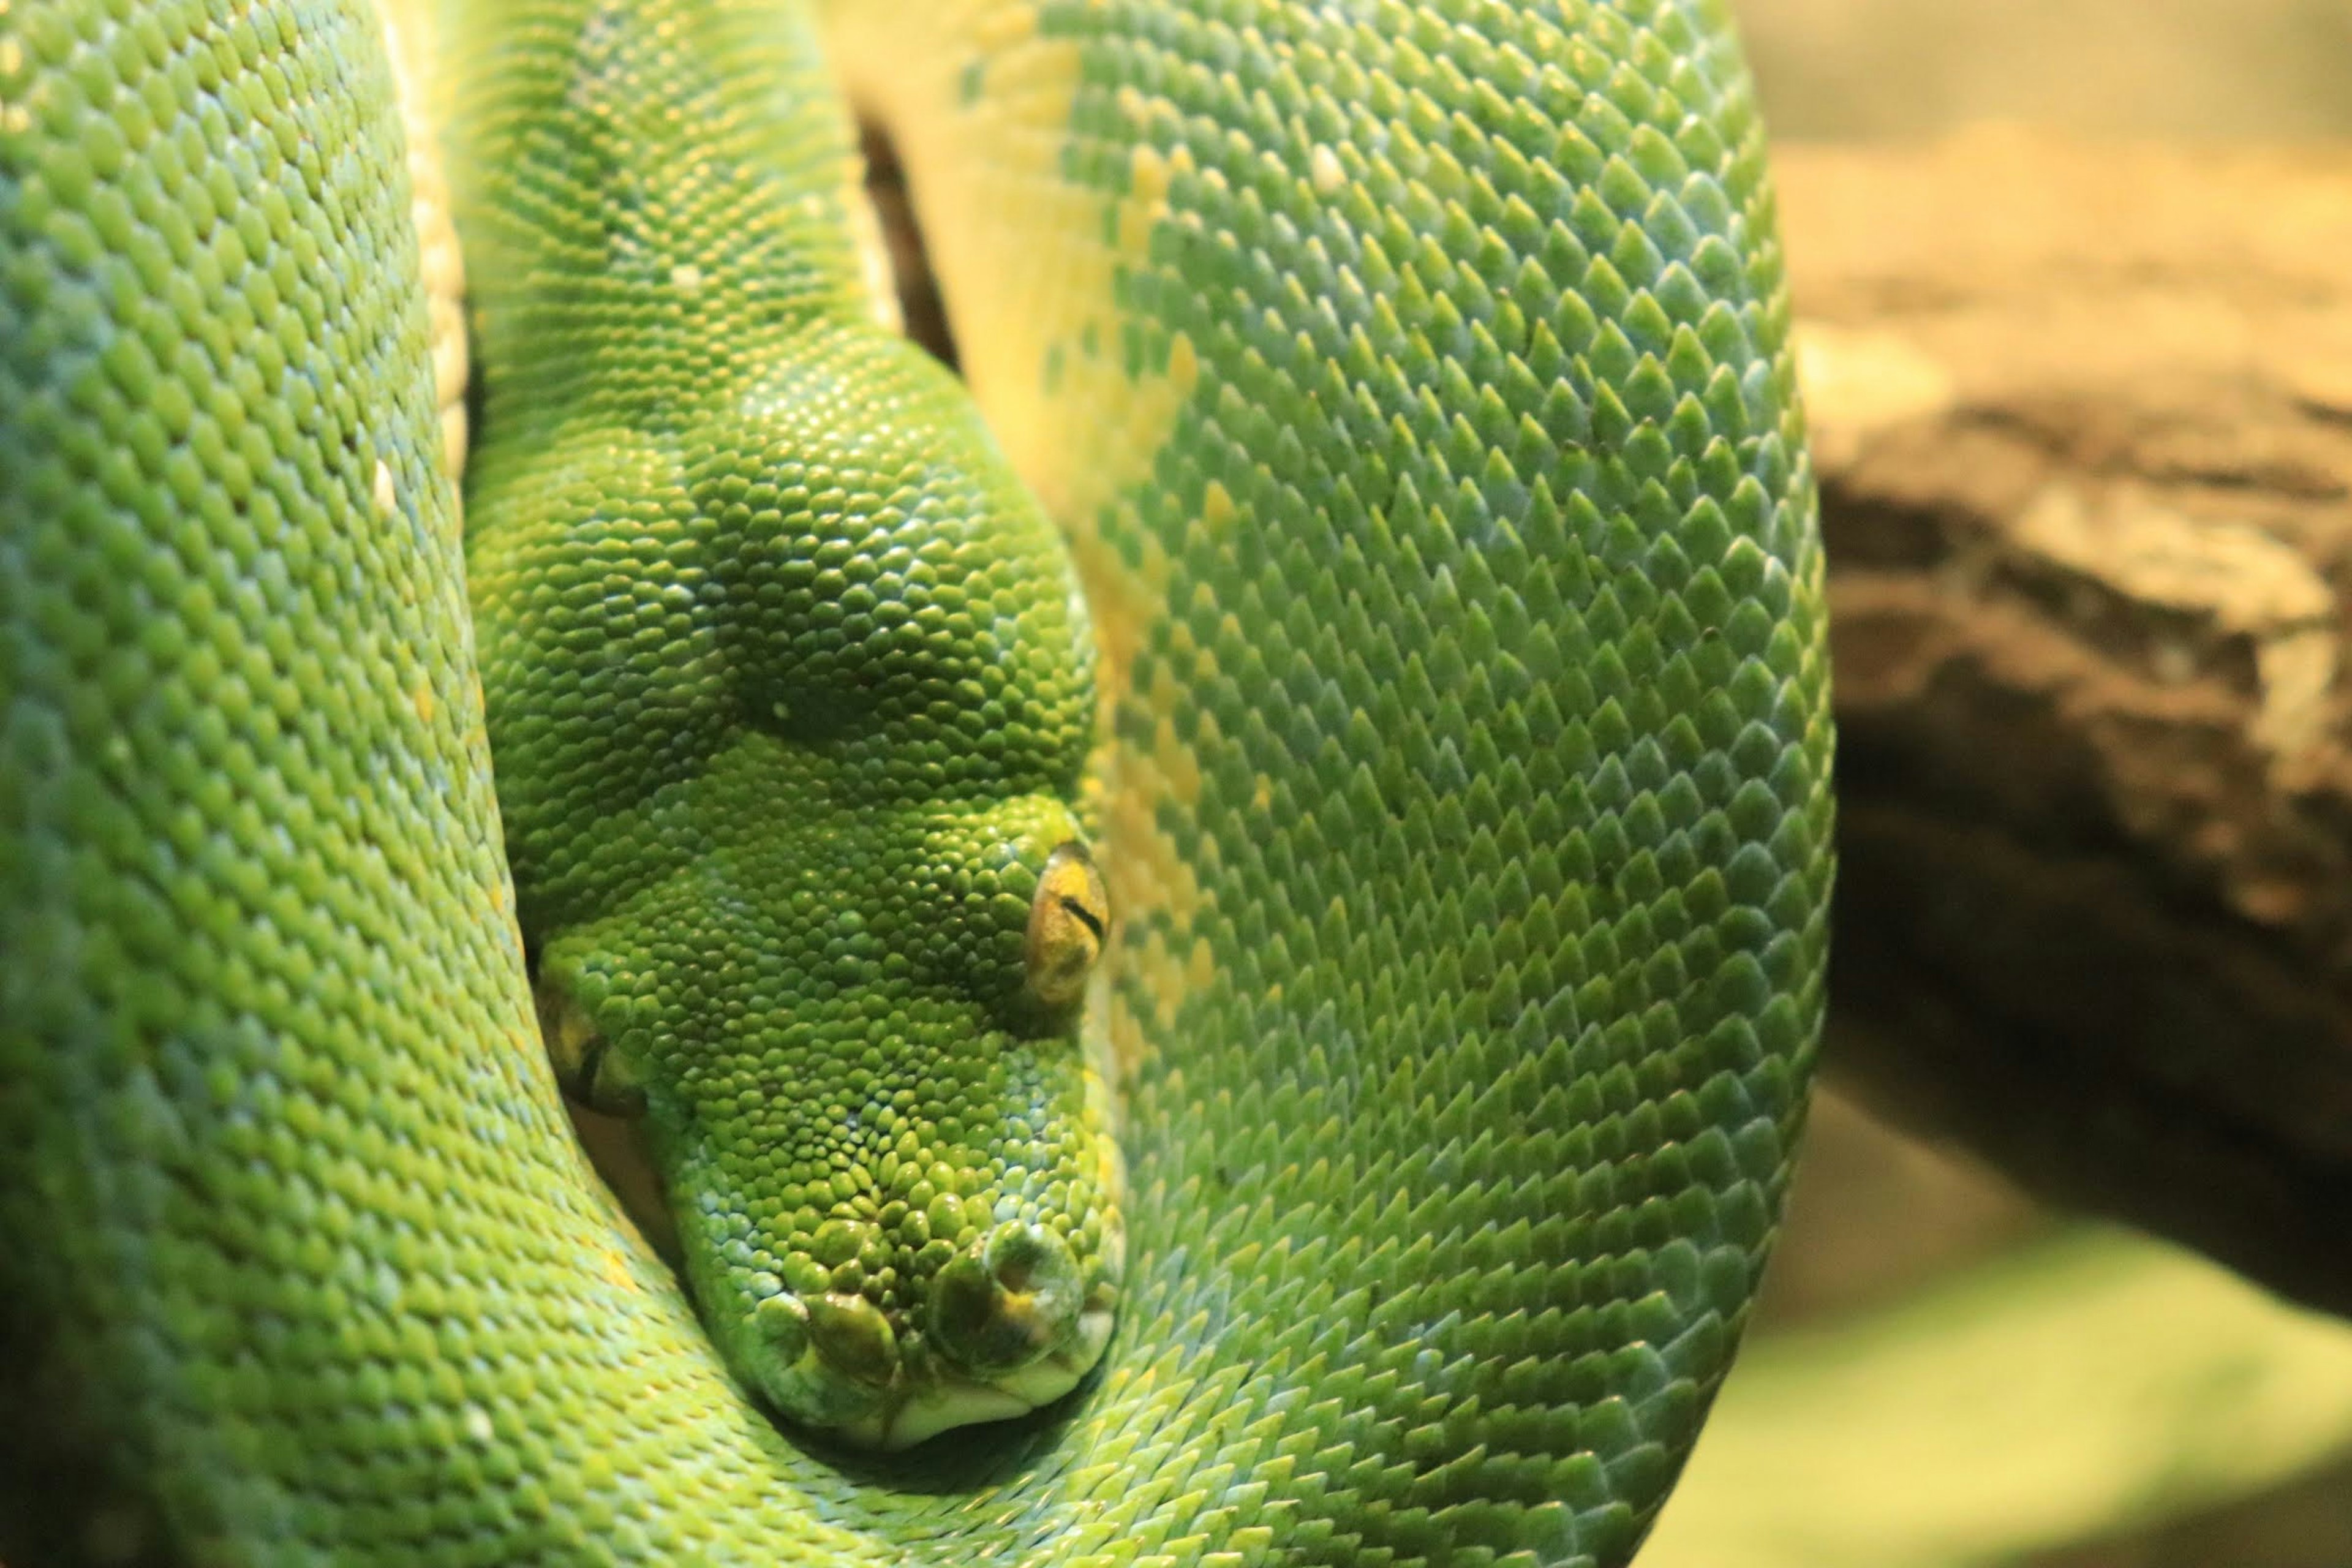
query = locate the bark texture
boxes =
[1787,130,2352,1313]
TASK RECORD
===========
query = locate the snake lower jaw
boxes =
[853,1302,1117,1452]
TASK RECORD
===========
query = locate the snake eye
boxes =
[1024,841,1109,1007]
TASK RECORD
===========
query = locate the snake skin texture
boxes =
[0,0,1831,1563]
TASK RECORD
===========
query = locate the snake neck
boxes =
[438,0,880,447]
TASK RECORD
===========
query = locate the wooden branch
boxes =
[1787,129,2352,1313]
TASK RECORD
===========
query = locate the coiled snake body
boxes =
[0,0,1831,1562]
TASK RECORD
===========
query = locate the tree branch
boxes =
[1790,129,2352,1312]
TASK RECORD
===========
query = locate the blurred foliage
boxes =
[1642,1099,2352,1564]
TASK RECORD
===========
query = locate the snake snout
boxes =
[756,1289,897,1382]
[737,1219,1120,1450]
[904,1219,1117,1445]
[744,1288,902,1438]
[929,1221,1094,1378]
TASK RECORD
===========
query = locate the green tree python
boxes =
[0,0,1833,1562]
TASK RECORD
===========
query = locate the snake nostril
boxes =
[929,1221,1084,1376]
[754,1290,812,1363]
[804,1291,900,1386]
[988,1221,1064,1295]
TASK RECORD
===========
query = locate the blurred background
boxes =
[1741,0,2352,140]
[1637,4,2352,1564]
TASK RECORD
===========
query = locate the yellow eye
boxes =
[1025,841,1109,1007]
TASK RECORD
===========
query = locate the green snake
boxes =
[0,0,1831,1562]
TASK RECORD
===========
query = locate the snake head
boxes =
[711,816,1123,1448]
[488,334,1122,1448]
[536,805,1125,1450]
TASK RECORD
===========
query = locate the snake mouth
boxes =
[742,1219,1120,1450]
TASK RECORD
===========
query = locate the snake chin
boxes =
[857,1302,1117,1451]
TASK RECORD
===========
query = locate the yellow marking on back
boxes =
[1183,935,1215,997]
[377,0,471,491]
[1067,497,1167,720]
[1108,925,1189,1079]
[1201,481,1235,535]
[843,141,904,335]
[1097,727,1211,1076]
[599,1246,638,1293]
[974,2,1036,49]
[1167,331,1199,398]
[1125,143,1169,253]
[824,1,1196,543]
[1310,143,1345,195]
